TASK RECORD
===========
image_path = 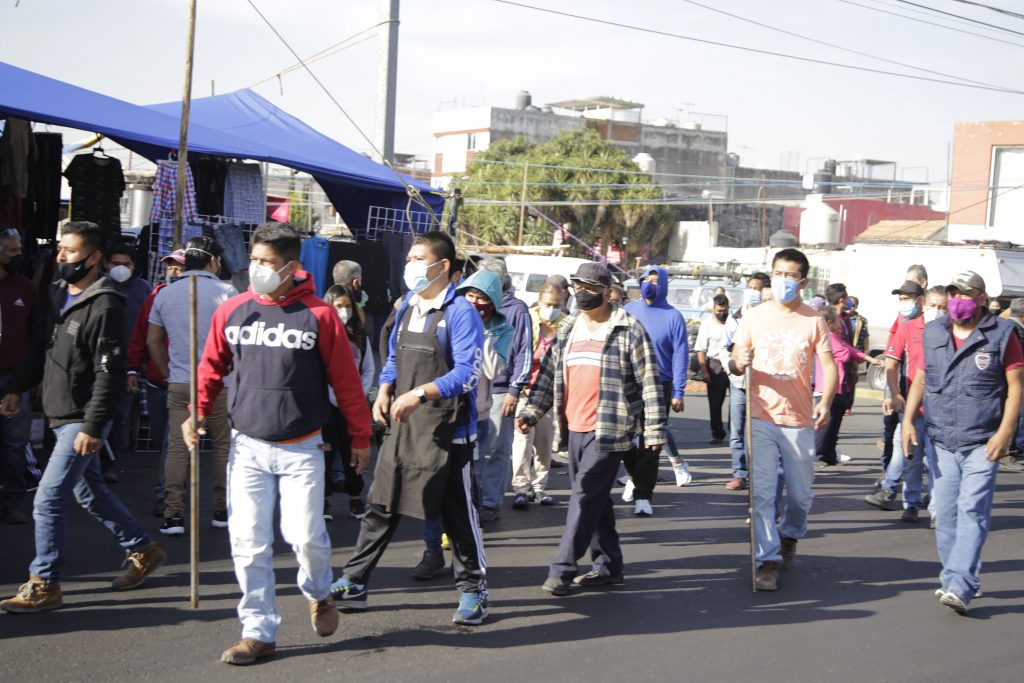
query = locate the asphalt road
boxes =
[1,394,1021,683]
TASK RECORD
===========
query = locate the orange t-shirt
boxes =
[733,301,833,428]
[563,318,609,433]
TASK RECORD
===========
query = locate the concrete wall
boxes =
[488,107,584,145]
[949,120,1024,226]
[675,203,785,248]
[728,166,803,200]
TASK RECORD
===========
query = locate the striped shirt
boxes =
[564,318,609,432]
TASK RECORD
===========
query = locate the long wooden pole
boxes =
[517,161,529,245]
[189,275,200,608]
[172,0,198,250]
[746,366,756,592]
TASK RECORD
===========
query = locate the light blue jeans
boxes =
[228,430,332,643]
[30,422,150,581]
[750,419,816,564]
[931,443,998,603]
[728,385,748,479]
[882,415,926,508]
[479,399,515,510]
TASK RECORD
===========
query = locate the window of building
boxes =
[467,133,478,151]
[989,146,1024,228]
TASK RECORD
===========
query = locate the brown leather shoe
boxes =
[755,561,781,591]
[310,595,339,637]
[0,576,63,613]
[220,639,276,665]
[780,536,798,568]
[111,542,167,590]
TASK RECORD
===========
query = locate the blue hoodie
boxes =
[624,265,688,399]
[456,271,514,365]
[492,288,533,398]
[379,282,485,443]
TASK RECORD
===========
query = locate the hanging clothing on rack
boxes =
[212,222,248,274]
[190,157,228,217]
[0,117,33,199]
[63,152,125,242]
[27,132,62,242]
[299,235,330,297]
[149,159,198,225]
[222,162,265,224]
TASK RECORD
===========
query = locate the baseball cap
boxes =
[160,249,186,266]
[570,262,612,288]
[891,280,924,297]
[946,271,985,295]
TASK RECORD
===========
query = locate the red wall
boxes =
[783,199,945,244]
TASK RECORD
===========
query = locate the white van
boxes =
[504,254,593,307]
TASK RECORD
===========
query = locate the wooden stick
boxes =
[746,366,757,592]
[189,274,200,608]
[172,0,198,250]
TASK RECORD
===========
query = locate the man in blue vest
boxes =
[902,271,1023,615]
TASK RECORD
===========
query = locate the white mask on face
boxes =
[923,308,940,323]
[539,306,559,323]
[108,264,132,283]
[338,307,352,325]
[743,288,762,308]
[249,260,292,295]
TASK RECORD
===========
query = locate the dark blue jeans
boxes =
[29,422,151,581]
[0,387,31,505]
[549,430,624,579]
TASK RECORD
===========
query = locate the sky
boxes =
[2,0,1024,184]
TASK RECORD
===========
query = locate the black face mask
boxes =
[715,311,728,322]
[576,289,605,311]
[1,253,24,274]
[58,253,96,285]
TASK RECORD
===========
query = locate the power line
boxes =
[487,0,1024,95]
[948,0,1024,22]
[678,0,1007,89]
[249,26,381,88]
[835,0,1024,47]
[892,0,1024,37]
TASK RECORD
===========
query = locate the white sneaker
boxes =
[621,478,635,503]
[617,475,630,486]
[673,463,692,487]
[634,499,653,516]
[838,453,852,463]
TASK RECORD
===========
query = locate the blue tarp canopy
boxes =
[0,61,443,236]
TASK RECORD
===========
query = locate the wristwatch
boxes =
[413,387,427,404]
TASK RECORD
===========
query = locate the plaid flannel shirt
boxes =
[519,305,666,452]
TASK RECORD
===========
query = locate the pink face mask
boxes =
[947,297,978,322]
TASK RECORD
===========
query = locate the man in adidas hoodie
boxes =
[622,266,691,515]
[184,223,372,666]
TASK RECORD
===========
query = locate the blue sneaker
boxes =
[451,590,488,625]
[329,576,368,611]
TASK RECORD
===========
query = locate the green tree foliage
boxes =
[453,128,674,261]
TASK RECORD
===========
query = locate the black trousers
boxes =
[322,406,364,498]
[622,447,659,501]
[815,392,852,465]
[342,444,485,593]
[706,363,729,440]
[881,411,899,471]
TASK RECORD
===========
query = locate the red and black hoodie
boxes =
[197,272,372,448]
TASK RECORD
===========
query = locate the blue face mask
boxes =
[771,276,801,304]
[640,280,658,301]
[899,301,918,319]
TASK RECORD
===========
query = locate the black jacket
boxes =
[43,276,127,437]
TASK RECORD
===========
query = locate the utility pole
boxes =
[518,161,529,244]
[374,0,400,164]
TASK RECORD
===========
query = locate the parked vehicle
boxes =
[504,254,593,307]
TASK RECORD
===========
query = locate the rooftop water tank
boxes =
[632,152,656,174]
[799,194,840,245]
[516,90,532,110]
[768,229,798,248]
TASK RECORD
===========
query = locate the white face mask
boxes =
[539,305,559,322]
[109,264,132,283]
[743,288,762,308]
[923,308,940,323]
[338,307,352,325]
[249,260,292,295]
[404,260,441,294]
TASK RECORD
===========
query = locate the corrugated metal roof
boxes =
[856,220,946,241]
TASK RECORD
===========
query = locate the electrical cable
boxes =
[947,0,1024,22]
[488,0,1024,94]
[836,0,1024,47]
[249,32,378,88]
[678,0,1008,89]
[243,0,443,225]
[892,0,1024,37]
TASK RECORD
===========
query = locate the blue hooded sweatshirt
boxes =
[491,288,533,398]
[624,265,688,399]
[456,270,514,365]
